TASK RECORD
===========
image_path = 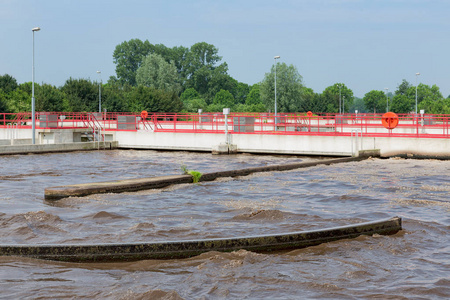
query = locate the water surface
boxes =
[0,150,448,299]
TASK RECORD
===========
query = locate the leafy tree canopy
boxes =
[0,74,18,94]
[136,53,181,93]
[322,83,354,113]
[113,39,153,86]
[363,90,387,113]
[260,62,304,113]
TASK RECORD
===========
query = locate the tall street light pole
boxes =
[385,88,389,112]
[274,55,280,129]
[97,71,102,113]
[415,72,420,114]
[343,96,345,113]
[338,84,342,114]
[31,27,41,145]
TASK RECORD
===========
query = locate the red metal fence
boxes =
[1,112,449,138]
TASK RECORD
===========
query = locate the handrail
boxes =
[1,112,450,139]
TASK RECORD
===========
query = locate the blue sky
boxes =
[1,0,449,98]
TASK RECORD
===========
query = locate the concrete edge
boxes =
[45,175,193,200]
[44,155,375,200]
[199,156,367,182]
[0,141,119,156]
[0,216,402,262]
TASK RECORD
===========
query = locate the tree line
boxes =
[1,39,449,114]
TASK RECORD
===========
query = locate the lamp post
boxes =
[31,27,41,145]
[97,71,102,113]
[338,84,342,114]
[385,88,389,112]
[415,72,420,114]
[274,55,280,129]
[343,96,345,113]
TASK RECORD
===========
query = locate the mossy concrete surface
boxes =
[0,217,401,262]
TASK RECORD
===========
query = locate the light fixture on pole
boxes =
[274,55,280,129]
[415,72,420,114]
[31,27,41,145]
[385,88,389,112]
[97,71,102,113]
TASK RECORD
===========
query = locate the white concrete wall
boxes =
[115,129,450,157]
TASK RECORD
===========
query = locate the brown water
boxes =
[0,150,448,299]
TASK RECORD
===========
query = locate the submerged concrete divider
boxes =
[0,141,118,156]
[45,175,194,200]
[45,152,379,200]
[0,217,401,262]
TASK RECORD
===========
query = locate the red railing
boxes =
[1,112,450,139]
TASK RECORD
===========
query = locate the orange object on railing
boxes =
[307,111,313,117]
[381,112,399,129]
[141,110,148,119]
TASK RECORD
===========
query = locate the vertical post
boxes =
[343,96,345,114]
[415,72,420,114]
[31,27,41,144]
[274,55,280,130]
[385,88,389,112]
[338,84,342,114]
[223,108,230,144]
[97,71,102,113]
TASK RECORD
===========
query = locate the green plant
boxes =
[181,164,202,183]
[188,170,202,183]
[181,164,188,174]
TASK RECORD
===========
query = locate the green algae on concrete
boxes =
[0,217,401,262]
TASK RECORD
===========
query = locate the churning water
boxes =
[0,150,449,299]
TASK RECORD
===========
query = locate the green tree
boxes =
[390,94,413,113]
[321,83,354,113]
[419,98,450,114]
[183,42,228,103]
[180,88,206,112]
[204,63,236,103]
[213,89,235,108]
[260,63,304,113]
[136,53,181,93]
[5,87,30,113]
[113,39,153,86]
[0,90,9,113]
[415,84,445,114]
[183,98,207,113]
[35,83,67,112]
[180,88,199,102]
[0,74,18,94]
[232,81,250,104]
[246,84,262,106]
[185,42,222,79]
[61,78,98,112]
[396,79,411,96]
[363,90,386,113]
[391,80,444,114]
[349,97,368,113]
[101,82,129,112]
[299,87,322,112]
[127,85,182,113]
